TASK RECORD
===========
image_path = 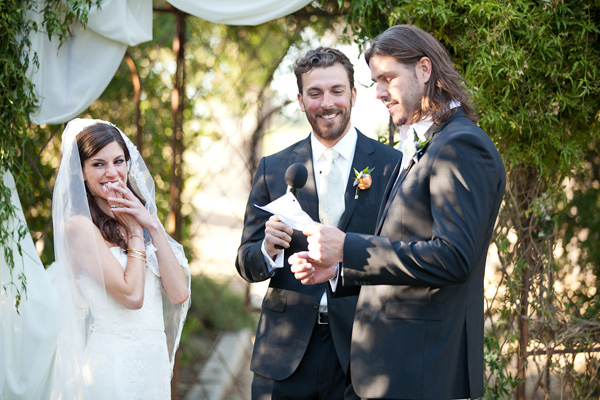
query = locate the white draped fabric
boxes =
[0,171,59,400]
[28,0,312,125]
[167,0,312,25]
[28,0,152,124]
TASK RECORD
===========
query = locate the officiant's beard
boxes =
[306,108,352,143]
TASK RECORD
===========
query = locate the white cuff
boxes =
[261,240,284,271]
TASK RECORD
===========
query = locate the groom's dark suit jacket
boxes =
[342,109,506,399]
[236,131,399,382]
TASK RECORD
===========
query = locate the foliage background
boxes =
[1,0,101,309]
[338,0,600,397]
[2,0,600,398]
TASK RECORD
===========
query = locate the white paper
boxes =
[255,192,316,231]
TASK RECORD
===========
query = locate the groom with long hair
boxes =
[290,25,506,400]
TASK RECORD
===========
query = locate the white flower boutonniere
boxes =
[398,128,431,169]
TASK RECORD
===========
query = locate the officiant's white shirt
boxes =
[261,127,359,307]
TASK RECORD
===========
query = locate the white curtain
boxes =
[28,0,312,125]
[0,171,59,400]
[167,0,312,25]
[28,0,152,124]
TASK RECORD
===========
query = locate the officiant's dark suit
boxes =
[236,48,400,400]
[289,27,506,400]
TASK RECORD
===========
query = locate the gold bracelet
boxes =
[128,234,147,244]
[127,253,146,262]
[127,248,146,257]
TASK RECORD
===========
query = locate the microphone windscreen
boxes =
[284,163,308,189]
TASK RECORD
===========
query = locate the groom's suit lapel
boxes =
[375,159,409,235]
[292,136,320,222]
[374,120,447,235]
[337,132,375,231]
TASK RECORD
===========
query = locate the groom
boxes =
[290,25,506,399]
[236,47,399,399]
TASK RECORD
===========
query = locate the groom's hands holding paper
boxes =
[289,223,345,285]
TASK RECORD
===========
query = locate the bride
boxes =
[51,119,190,399]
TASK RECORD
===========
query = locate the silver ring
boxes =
[110,204,117,209]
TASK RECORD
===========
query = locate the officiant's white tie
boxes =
[319,148,345,227]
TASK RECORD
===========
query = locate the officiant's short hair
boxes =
[294,47,354,93]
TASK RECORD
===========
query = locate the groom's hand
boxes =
[303,223,345,264]
[289,251,336,285]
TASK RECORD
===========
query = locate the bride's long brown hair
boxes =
[77,123,146,249]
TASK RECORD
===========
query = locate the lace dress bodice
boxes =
[82,247,165,334]
[78,247,171,399]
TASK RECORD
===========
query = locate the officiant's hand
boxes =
[302,223,345,264]
[264,215,293,259]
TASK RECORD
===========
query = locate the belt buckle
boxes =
[318,312,328,325]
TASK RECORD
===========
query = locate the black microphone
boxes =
[273,164,308,250]
[284,163,308,197]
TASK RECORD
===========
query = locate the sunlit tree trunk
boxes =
[169,11,185,243]
[125,52,143,151]
[169,10,186,400]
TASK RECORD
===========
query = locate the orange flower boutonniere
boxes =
[353,166,374,199]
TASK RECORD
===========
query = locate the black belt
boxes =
[318,312,329,325]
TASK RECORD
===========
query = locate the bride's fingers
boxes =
[103,182,121,203]
[108,183,131,199]
[108,197,135,209]
[108,197,148,222]
[108,183,141,209]
[103,186,120,207]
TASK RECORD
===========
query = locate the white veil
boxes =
[51,118,190,398]
[1,171,59,400]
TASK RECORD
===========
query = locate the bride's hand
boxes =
[105,181,156,232]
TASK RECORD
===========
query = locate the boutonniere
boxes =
[398,128,431,169]
[353,166,374,199]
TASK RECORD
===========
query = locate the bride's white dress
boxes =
[78,247,171,400]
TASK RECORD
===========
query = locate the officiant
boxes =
[235,47,399,399]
